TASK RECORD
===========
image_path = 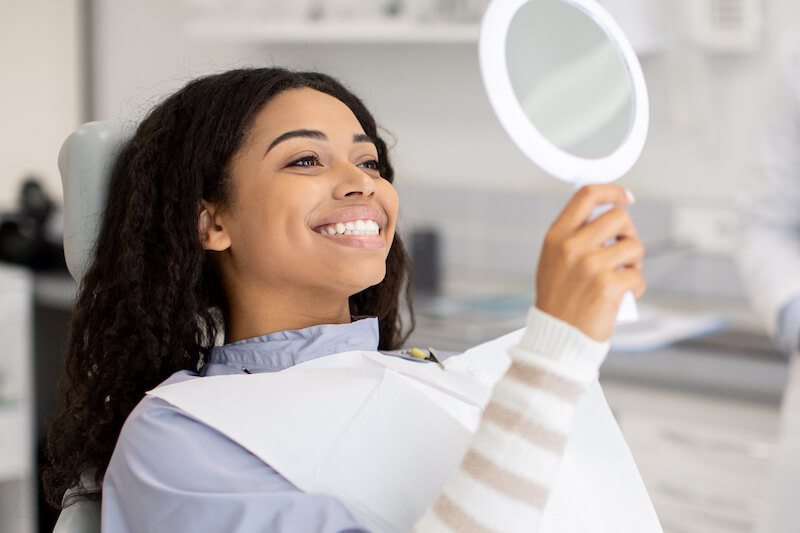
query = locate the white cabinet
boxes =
[603,380,780,533]
[0,264,35,533]
[0,408,33,481]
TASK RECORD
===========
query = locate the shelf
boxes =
[184,17,664,56]
[185,19,480,44]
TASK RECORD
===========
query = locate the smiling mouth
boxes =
[315,219,381,237]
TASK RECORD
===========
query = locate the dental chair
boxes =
[51,120,135,533]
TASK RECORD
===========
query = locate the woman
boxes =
[43,68,644,532]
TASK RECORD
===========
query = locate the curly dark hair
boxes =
[42,68,415,509]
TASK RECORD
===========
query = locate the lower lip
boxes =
[317,232,386,249]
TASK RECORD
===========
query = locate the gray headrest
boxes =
[57,120,135,282]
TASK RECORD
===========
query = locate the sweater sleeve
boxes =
[412,307,609,533]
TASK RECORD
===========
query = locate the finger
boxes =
[591,238,646,271]
[574,207,639,248]
[550,184,635,236]
[619,236,645,270]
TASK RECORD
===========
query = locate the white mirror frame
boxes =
[479,0,649,185]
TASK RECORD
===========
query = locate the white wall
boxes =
[0,0,81,209]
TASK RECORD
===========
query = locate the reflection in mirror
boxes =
[506,0,634,159]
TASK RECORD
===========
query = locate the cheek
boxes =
[380,182,400,242]
[225,198,288,265]
[243,178,322,237]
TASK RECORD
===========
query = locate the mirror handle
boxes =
[617,291,639,324]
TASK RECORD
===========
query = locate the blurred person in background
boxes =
[737,29,800,533]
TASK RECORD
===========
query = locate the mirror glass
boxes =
[505,0,634,159]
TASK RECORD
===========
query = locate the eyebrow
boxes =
[265,129,326,155]
[265,129,375,155]
[352,133,374,145]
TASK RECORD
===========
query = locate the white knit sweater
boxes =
[413,307,609,533]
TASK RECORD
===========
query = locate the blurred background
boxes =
[1,0,799,532]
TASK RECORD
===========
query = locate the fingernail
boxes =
[625,189,636,204]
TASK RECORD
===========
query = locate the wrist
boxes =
[510,307,610,383]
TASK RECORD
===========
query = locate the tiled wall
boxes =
[396,182,748,302]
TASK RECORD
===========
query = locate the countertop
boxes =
[407,274,788,405]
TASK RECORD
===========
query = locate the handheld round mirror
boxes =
[479,0,649,185]
[479,0,649,322]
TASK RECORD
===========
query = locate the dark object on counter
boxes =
[410,227,440,296]
[0,178,66,271]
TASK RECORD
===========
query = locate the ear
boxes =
[199,200,231,252]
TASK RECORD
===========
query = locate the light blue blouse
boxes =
[101,318,382,533]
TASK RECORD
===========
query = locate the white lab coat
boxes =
[737,30,800,341]
[738,29,800,533]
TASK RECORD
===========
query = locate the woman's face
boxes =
[210,88,399,302]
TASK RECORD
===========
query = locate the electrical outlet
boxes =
[671,204,738,255]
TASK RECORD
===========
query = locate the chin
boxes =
[347,267,387,295]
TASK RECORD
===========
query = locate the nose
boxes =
[332,162,376,199]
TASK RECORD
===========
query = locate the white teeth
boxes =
[318,219,380,236]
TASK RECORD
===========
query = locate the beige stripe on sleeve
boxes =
[483,402,567,454]
[505,361,584,403]
[431,494,501,533]
[460,449,549,509]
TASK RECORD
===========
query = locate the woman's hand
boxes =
[535,184,646,341]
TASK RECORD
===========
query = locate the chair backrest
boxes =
[52,499,101,533]
[54,121,133,526]
[51,475,102,533]
[57,120,135,282]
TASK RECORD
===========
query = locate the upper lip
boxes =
[310,205,387,231]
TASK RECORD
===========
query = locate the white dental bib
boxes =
[148,330,662,533]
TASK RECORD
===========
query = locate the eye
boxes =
[358,159,380,171]
[287,155,321,168]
